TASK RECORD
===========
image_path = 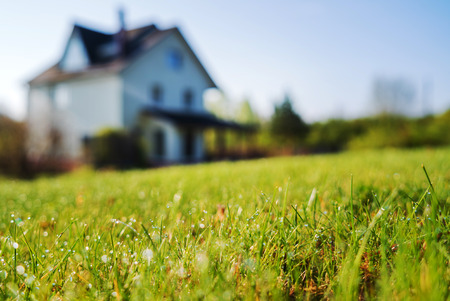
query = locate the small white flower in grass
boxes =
[112,292,117,297]
[12,242,19,249]
[173,192,182,202]
[195,252,209,272]
[101,255,108,263]
[16,265,25,275]
[43,232,48,237]
[142,248,153,264]
[199,223,205,229]
[177,266,186,277]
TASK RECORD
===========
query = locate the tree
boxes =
[270,94,309,146]
[235,98,260,125]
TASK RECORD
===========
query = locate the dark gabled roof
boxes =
[141,106,248,130]
[28,23,216,88]
[74,24,114,64]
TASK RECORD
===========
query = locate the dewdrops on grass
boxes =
[16,265,25,275]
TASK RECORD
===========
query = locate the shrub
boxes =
[0,115,27,177]
[89,128,147,169]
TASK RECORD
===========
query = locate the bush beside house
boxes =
[89,128,147,169]
[0,115,27,177]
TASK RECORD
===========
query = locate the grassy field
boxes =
[0,148,449,300]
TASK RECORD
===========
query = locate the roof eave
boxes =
[172,28,218,89]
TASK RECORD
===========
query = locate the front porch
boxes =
[139,107,255,165]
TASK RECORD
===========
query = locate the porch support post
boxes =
[215,128,226,158]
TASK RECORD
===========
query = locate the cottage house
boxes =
[27,12,238,165]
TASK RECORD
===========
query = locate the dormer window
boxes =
[151,85,163,102]
[166,49,183,70]
[183,89,194,108]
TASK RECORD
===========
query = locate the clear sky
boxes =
[1,0,450,122]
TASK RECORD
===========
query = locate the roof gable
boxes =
[74,25,115,64]
[172,29,217,88]
[59,28,90,71]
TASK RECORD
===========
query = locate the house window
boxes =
[183,89,194,108]
[154,129,165,157]
[166,49,183,70]
[151,85,163,103]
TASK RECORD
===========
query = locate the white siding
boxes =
[59,31,90,72]
[28,75,123,159]
[57,75,123,137]
[27,86,54,158]
[122,33,211,128]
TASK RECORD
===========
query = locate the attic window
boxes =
[151,85,163,102]
[98,42,120,58]
[183,89,194,108]
[166,49,183,70]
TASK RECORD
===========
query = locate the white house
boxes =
[27,13,238,165]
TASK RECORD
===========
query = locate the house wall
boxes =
[27,86,54,158]
[28,74,123,159]
[58,75,123,136]
[122,33,212,129]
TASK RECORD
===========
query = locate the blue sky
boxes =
[1,0,450,121]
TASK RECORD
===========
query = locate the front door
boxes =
[183,129,195,162]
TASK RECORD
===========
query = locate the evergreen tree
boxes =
[270,94,309,145]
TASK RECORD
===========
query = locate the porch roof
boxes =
[141,107,251,130]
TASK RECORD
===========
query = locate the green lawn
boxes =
[0,148,449,300]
